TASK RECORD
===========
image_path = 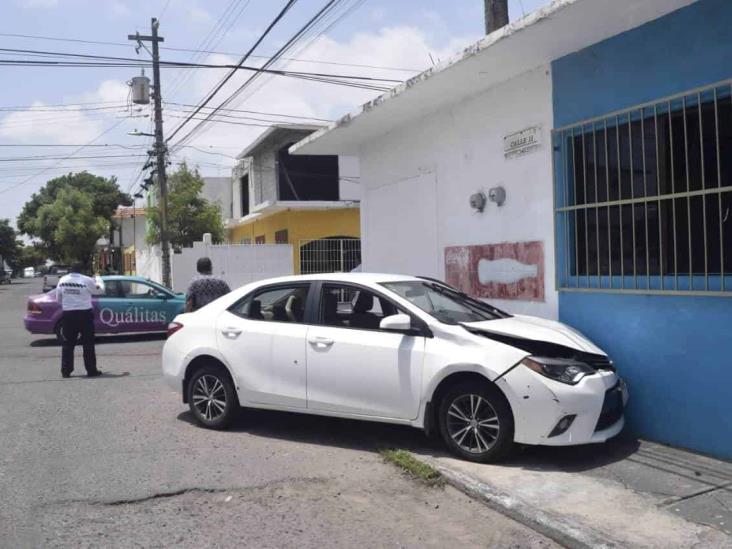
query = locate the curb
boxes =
[420,456,619,549]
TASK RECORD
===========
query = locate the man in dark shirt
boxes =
[185,257,231,312]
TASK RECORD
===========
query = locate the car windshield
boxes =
[381,281,510,325]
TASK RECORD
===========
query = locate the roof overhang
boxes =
[235,124,325,160]
[226,199,360,228]
[291,0,695,156]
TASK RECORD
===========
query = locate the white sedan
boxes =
[162,273,628,462]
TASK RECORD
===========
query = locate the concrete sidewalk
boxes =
[414,436,732,548]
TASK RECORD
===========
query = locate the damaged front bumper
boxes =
[495,365,629,446]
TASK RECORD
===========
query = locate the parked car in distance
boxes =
[25,275,186,341]
[42,265,70,292]
[0,270,11,285]
[162,273,628,463]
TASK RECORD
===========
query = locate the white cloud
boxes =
[166,25,476,171]
[109,0,131,17]
[16,0,58,7]
[188,6,211,23]
[0,80,136,146]
[165,25,477,173]
[0,103,104,144]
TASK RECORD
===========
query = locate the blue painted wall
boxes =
[553,0,732,128]
[552,0,732,460]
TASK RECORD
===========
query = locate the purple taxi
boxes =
[24,275,186,341]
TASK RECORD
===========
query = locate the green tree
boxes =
[147,162,224,248]
[36,188,108,270]
[17,171,131,259]
[14,243,48,272]
[0,218,21,267]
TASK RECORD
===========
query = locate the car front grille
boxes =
[595,382,624,432]
[580,353,615,372]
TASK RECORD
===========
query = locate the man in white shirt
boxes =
[55,265,105,378]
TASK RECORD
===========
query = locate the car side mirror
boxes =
[155,293,169,299]
[379,313,412,332]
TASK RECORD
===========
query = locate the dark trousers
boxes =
[61,309,97,375]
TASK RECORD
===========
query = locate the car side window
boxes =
[104,280,122,298]
[320,284,399,330]
[230,285,310,323]
[121,281,159,299]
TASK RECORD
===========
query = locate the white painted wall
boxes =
[202,177,233,221]
[136,244,162,284]
[359,66,557,319]
[170,241,293,293]
[338,155,361,201]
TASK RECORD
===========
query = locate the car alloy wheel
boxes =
[438,381,514,463]
[446,394,500,454]
[192,375,227,422]
[187,365,238,429]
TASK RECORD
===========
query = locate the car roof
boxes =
[101,275,160,284]
[251,272,422,285]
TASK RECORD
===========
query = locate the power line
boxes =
[166,0,299,143]
[166,0,252,100]
[158,0,173,19]
[164,102,331,122]
[0,31,421,72]
[171,0,343,149]
[210,0,364,136]
[0,153,149,162]
[0,118,127,195]
[0,54,403,83]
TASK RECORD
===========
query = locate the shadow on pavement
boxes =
[506,434,641,472]
[176,407,639,471]
[177,408,440,455]
[81,371,131,379]
[31,332,167,347]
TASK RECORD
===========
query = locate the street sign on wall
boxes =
[504,126,541,158]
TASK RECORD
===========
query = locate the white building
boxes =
[292,24,557,317]
[202,176,233,223]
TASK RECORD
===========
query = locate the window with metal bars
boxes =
[553,81,732,294]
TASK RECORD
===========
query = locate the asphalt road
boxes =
[0,279,556,549]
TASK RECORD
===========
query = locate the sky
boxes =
[0,0,550,225]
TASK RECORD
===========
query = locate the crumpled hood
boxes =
[463,314,605,355]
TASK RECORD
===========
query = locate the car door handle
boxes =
[308,336,334,347]
[221,327,242,339]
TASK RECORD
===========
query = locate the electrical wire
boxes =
[0,118,127,194]
[0,56,402,85]
[220,0,363,114]
[171,0,342,149]
[0,31,421,72]
[164,102,331,122]
[166,0,252,101]
[165,0,299,143]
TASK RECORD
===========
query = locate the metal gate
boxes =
[299,237,361,274]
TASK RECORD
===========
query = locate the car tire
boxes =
[187,365,239,430]
[438,380,514,463]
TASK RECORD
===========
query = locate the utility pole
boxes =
[128,18,171,288]
[484,0,509,34]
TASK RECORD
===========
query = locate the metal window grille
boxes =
[299,238,361,275]
[553,79,732,295]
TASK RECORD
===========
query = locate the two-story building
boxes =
[228,124,361,274]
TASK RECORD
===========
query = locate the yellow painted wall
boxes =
[228,207,360,273]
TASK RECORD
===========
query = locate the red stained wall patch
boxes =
[445,241,544,301]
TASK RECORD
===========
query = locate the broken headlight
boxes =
[521,356,595,385]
